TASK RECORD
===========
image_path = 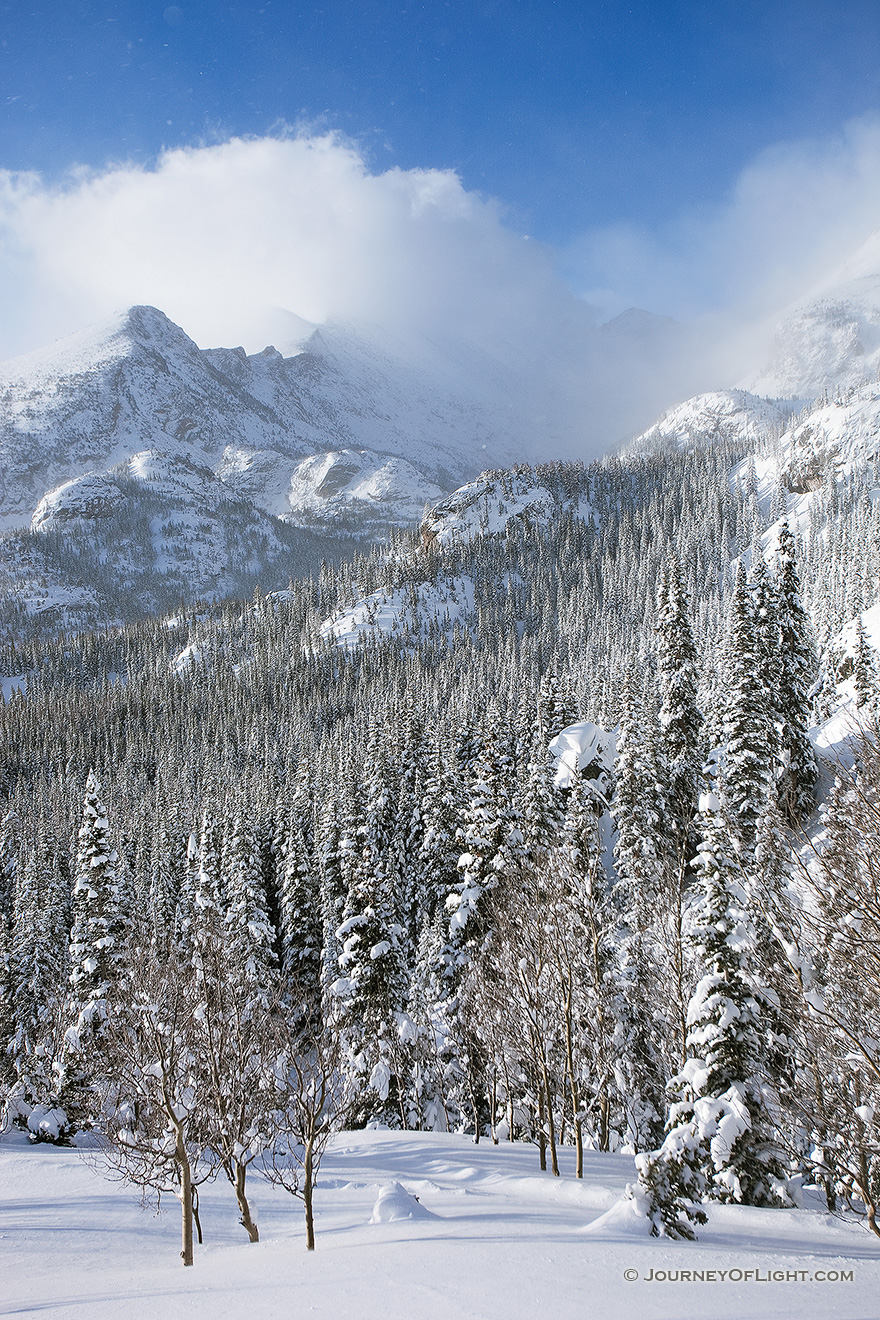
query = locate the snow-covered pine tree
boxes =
[655,556,703,828]
[331,724,411,1127]
[8,831,71,1131]
[611,667,668,1150]
[148,805,183,957]
[410,732,467,1130]
[279,808,322,1030]
[638,792,789,1231]
[852,618,878,714]
[720,564,776,859]
[613,663,666,934]
[450,712,517,963]
[222,812,278,1010]
[67,772,126,1038]
[0,811,20,1086]
[773,522,819,825]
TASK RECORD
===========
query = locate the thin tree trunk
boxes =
[536,1084,547,1171]
[600,1088,610,1153]
[304,1134,316,1250]
[192,1187,203,1245]
[177,1131,194,1267]
[539,1053,560,1177]
[563,984,583,1178]
[234,1163,260,1242]
[468,1063,481,1144]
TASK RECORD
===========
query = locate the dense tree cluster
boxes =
[1,442,879,1247]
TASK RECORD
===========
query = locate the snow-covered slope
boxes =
[632,389,804,455]
[320,467,596,650]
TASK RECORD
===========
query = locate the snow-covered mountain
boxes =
[0,304,526,536]
[631,389,804,455]
[744,230,880,399]
[0,305,544,631]
[629,229,880,505]
[7,220,880,637]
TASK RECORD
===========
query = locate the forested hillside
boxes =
[3,426,880,1241]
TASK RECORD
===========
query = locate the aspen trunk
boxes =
[235,1164,260,1242]
[304,1135,316,1250]
[539,1055,560,1177]
[177,1131,194,1267]
[563,993,583,1179]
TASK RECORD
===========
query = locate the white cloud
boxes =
[3,121,880,456]
[569,116,880,326]
[0,133,572,359]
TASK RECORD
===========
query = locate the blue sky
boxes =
[2,0,880,396]
[4,0,880,243]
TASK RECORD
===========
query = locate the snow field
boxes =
[2,1128,877,1320]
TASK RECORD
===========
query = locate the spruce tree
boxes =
[774,522,819,825]
[67,772,125,1037]
[650,795,789,1212]
[720,564,776,859]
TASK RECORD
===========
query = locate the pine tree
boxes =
[9,832,71,1116]
[222,813,278,1010]
[279,809,322,1028]
[774,522,819,824]
[649,795,789,1213]
[331,726,411,1126]
[67,772,126,1038]
[655,557,702,825]
[720,564,776,859]
[852,618,878,714]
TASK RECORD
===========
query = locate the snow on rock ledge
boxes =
[31,472,127,530]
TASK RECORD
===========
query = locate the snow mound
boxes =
[370,1181,438,1223]
[581,1194,655,1238]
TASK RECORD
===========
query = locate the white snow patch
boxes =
[370,1181,438,1223]
[549,721,613,789]
[321,576,475,650]
[0,1128,876,1320]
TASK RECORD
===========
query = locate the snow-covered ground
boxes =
[2,1127,877,1320]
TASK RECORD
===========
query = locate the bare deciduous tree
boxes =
[93,945,215,1267]
[263,1022,352,1250]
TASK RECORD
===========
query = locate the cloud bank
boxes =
[2,122,880,456]
[0,134,572,359]
[571,116,880,326]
